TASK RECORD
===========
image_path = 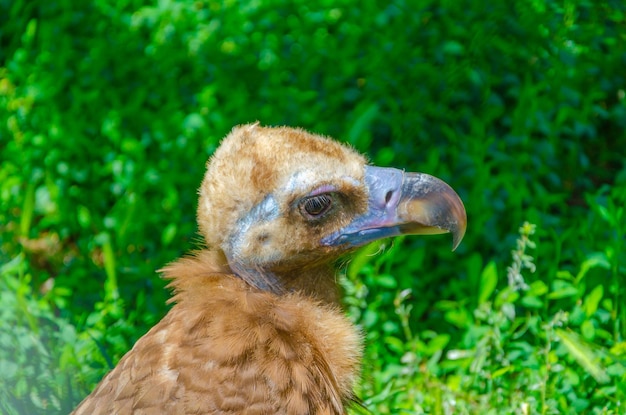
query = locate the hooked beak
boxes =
[321,166,467,250]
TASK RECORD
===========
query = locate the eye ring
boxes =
[300,193,334,218]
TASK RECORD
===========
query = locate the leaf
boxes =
[426,334,451,355]
[161,223,177,246]
[575,252,610,283]
[347,241,382,280]
[547,280,579,300]
[20,181,36,236]
[77,205,91,228]
[444,308,471,329]
[521,295,543,309]
[581,320,595,340]
[528,280,548,296]
[582,285,604,317]
[555,329,609,383]
[479,261,498,304]
[97,232,119,304]
[375,274,397,289]
[495,286,519,309]
[347,102,379,149]
[384,336,405,354]
[492,365,514,378]
[442,40,465,56]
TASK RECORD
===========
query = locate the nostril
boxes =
[385,190,393,204]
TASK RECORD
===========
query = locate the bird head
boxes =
[198,124,466,297]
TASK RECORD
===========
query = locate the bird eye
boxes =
[300,193,334,218]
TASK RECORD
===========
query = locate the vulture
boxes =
[73,124,466,415]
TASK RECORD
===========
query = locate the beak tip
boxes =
[451,235,462,251]
[450,217,467,252]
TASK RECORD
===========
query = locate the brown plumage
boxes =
[73,124,466,415]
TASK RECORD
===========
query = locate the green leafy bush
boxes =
[1,0,625,413]
[0,255,92,414]
[345,221,625,413]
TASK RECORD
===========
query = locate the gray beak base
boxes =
[321,166,467,250]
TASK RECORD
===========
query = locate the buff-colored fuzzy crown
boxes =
[197,124,367,274]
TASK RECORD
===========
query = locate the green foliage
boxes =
[1,0,625,413]
[0,255,92,414]
[345,222,626,414]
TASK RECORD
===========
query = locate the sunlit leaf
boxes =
[547,280,579,300]
[479,261,498,304]
[582,285,604,317]
[556,329,609,384]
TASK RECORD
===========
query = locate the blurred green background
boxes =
[1,0,625,413]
